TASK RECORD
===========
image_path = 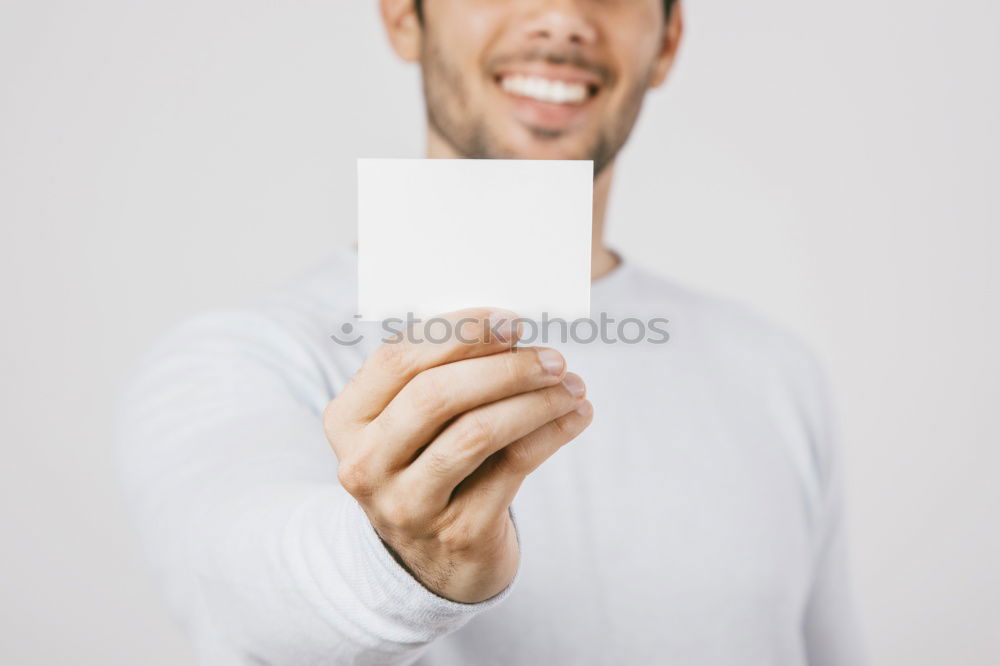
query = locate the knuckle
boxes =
[421,448,454,478]
[409,371,450,417]
[376,341,416,378]
[376,494,422,533]
[452,411,494,457]
[551,411,573,436]
[501,350,526,384]
[500,442,535,473]
[322,399,350,442]
[538,385,559,413]
[336,459,372,498]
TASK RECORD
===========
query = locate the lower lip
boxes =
[496,82,596,132]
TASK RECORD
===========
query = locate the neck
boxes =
[589,166,618,281]
[426,129,620,282]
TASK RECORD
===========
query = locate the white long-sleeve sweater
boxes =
[117,248,866,665]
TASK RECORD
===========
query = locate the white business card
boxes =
[358,158,592,321]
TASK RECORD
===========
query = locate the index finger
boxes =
[333,308,521,425]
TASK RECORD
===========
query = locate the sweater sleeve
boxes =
[797,355,868,666]
[115,312,516,665]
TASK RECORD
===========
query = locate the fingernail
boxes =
[537,348,565,375]
[575,400,593,417]
[487,310,520,344]
[562,373,586,398]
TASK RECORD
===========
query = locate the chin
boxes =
[496,128,596,162]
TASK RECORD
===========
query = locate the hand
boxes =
[323,308,593,603]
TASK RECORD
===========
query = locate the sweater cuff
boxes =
[293,492,519,653]
[348,499,519,629]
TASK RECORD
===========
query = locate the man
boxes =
[118,1,867,664]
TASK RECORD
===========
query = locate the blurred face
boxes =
[404,0,680,175]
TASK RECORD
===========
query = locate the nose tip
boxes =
[525,8,597,47]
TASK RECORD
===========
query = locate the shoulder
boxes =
[124,248,365,414]
[628,263,828,389]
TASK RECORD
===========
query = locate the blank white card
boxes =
[358,159,592,321]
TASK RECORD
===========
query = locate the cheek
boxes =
[608,29,662,92]
[437,1,507,77]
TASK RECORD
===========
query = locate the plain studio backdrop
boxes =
[1,1,997,664]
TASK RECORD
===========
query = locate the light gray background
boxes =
[1,1,997,664]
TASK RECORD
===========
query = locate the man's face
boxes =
[409,0,678,175]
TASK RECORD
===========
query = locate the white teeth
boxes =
[500,74,589,104]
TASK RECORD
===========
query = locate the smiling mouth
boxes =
[496,73,600,106]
